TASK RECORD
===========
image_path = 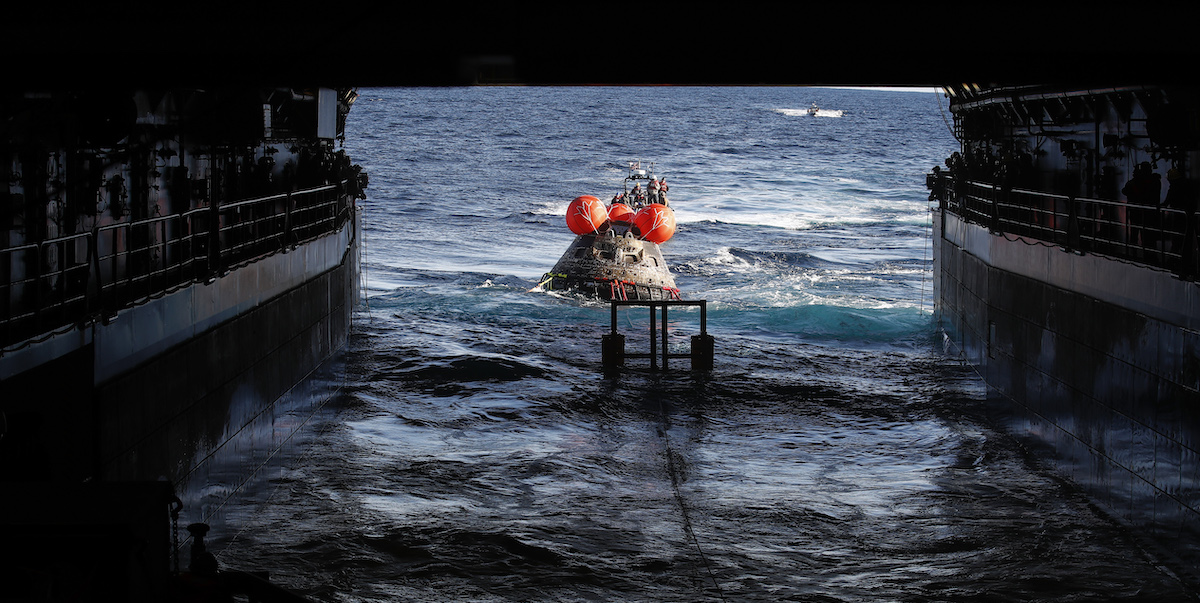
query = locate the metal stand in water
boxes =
[602,300,714,374]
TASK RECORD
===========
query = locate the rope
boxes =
[936,87,959,142]
[566,382,724,599]
[213,382,345,562]
[530,273,565,293]
[359,204,371,320]
[530,275,555,292]
[656,397,727,602]
[169,495,183,574]
[922,206,934,315]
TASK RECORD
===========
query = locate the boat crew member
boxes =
[1123,162,1162,251]
[649,177,660,203]
[1165,168,1199,278]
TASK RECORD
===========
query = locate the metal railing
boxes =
[934,175,1200,278]
[1,183,355,353]
[602,300,714,373]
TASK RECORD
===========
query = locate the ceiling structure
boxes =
[6,6,1198,90]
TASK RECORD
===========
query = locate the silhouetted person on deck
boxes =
[1165,168,1199,278]
[1123,162,1162,252]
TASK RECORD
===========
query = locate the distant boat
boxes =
[807,102,819,116]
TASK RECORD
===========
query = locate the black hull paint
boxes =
[2,212,359,517]
[929,84,1200,581]
[935,208,1200,578]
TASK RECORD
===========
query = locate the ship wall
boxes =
[935,207,1200,572]
[99,212,358,527]
[1,86,363,599]
[0,209,358,527]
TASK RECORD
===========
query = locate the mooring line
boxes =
[359,204,372,321]
[213,370,354,561]
[657,398,728,602]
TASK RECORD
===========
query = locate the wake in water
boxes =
[775,107,846,118]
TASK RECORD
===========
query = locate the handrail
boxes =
[931,173,1199,279]
[607,300,710,371]
[1,183,356,353]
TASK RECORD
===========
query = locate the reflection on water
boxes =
[178,354,348,536]
[206,322,1198,602]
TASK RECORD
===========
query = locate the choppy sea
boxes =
[209,87,1199,601]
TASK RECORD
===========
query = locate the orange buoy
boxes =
[565,195,607,235]
[632,203,676,244]
[608,203,635,224]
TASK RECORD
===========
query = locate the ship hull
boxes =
[934,207,1200,575]
[928,84,1200,579]
[1,208,359,521]
[1,88,366,598]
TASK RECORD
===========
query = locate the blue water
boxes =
[211,87,1198,601]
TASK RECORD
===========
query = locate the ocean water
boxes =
[210,87,1198,601]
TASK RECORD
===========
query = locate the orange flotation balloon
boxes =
[632,203,676,244]
[608,203,635,224]
[565,195,607,235]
